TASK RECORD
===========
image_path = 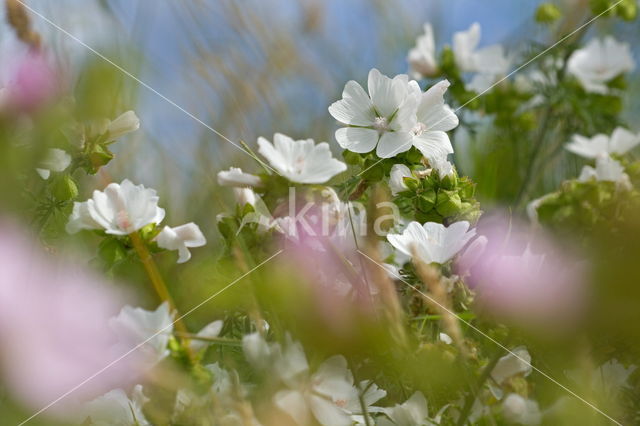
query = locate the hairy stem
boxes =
[129,231,194,362]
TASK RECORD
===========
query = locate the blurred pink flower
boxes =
[2,48,60,113]
[456,215,587,331]
[0,222,141,418]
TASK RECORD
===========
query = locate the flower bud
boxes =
[436,190,462,217]
[535,3,562,23]
[417,189,437,212]
[106,111,140,140]
[87,145,114,173]
[52,174,78,201]
[616,0,637,21]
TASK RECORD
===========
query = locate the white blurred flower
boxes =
[453,23,510,74]
[258,133,346,183]
[501,394,541,426]
[217,167,262,187]
[189,320,224,352]
[575,359,638,396]
[578,155,631,188]
[566,127,640,159]
[408,23,438,79]
[83,385,150,426]
[567,36,635,94]
[329,68,419,158]
[107,111,140,140]
[274,354,385,426]
[109,302,174,366]
[389,164,412,195]
[36,148,71,180]
[379,392,437,426]
[66,179,165,235]
[156,222,206,263]
[439,333,453,345]
[387,221,476,265]
[491,346,532,385]
[233,187,258,207]
[242,332,274,370]
[409,80,459,162]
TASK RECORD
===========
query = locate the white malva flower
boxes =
[566,127,640,159]
[36,148,71,180]
[578,155,631,187]
[258,133,346,183]
[453,23,510,75]
[233,187,258,206]
[66,179,165,235]
[107,110,140,140]
[274,354,386,426]
[567,36,635,94]
[389,164,412,195]
[83,385,150,426]
[217,166,262,187]
[109,302,174,365]
[329,68,419,158]
[189,320,224,352]
[501,394,541,426]
[156,222,206,263]
[378,392,431,426]
[387,221,476,265]
[491,346,532,385]
[408,23,438,79]
[409,80,459,162]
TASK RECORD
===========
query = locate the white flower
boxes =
[491,346,532,385]
[66,179,165,235]
[109,302,174,365]
[274,354,385,426]
[430,156,455,179]
[243,332,274,370]
[439,333,453,345]
[566,127,640,159]
[502,394,541,426]
[233,187,257,206]
[567,36,635,94]
[258,133,346,183]
[453,23,510,74]
[329,68,419,158]
[380,392,435,426]
[217,167,262,187]
[189,320,224,352]
[578,155,631,188]
[156,222,206,263]
[389,164,412,195]
[408,23,438,79]
[409,80,459,162]
[387,221,476,265]
[36,148,71,180]
[107,110,140,140]
[83,385,150,426]
[594,359,637,395]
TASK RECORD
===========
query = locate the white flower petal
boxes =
[376,131,413,158]
[328,80,376,126]
[335,127,379,153]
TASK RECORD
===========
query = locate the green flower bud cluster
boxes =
[393,166,481,225]
[535,3,562,23]
[534,178,639,237]
[590,0,637,20]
